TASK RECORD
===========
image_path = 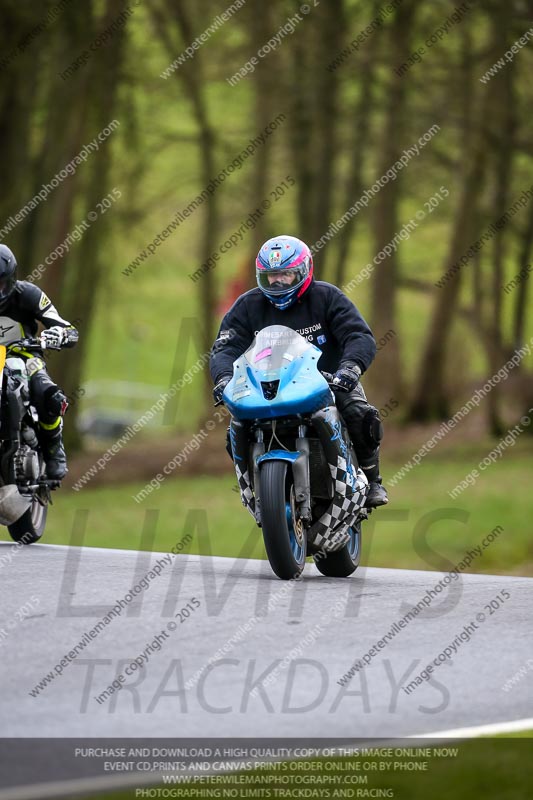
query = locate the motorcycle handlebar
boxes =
[320,370,336,385]
[6,338,44,353]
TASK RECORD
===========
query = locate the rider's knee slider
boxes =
[362,409,383,448]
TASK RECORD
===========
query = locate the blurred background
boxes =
[0,0,532,574]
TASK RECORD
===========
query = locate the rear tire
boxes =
[313,520,361,577]
[259,460,306,580]
[8,499,47,544]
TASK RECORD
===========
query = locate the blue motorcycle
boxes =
[222,325,369,580]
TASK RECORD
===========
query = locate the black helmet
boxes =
[0,244,17,309]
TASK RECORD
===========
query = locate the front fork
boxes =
[291,427,312,524]
[231,408,367,552]
[230,417,312,527]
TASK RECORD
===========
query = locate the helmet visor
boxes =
[0,275,14,299]
[256,266,307,296]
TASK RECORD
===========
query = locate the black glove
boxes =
[213,376,231,405]
[331,363,362,393]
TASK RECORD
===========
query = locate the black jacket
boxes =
[210,280,376,384]
[0,281,77,341]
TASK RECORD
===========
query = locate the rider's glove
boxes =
[62,325,79,347]
[213,376,232,405]
[40,326,65,350]
[331,363,362,393]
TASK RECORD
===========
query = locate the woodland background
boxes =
[0,0,531,573]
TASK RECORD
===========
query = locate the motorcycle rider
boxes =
[0,244,78,480]
[209,234,388,507]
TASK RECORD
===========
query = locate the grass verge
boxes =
[1,446,530,576]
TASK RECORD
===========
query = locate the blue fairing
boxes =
[222,328,332,420]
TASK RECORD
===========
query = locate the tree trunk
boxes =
[308,0,344,272]
[248,0,275,263]
[513,198,533,351]
[56,0,128,450]
[486,15,516,436]
[21,3,95,291]
[333,0,380,287]
[369,0,417,406]
[407,3,508,421]
[286,17,315,240]
[408,89,491,420]
[0,3,40,254]
[152,0,218,409]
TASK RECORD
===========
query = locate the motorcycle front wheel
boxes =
[259,460,306,580]
[8,498,47,544]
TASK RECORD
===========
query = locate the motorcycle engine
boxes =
[14,445,41,482]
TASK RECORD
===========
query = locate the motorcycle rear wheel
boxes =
[313,520,362,577]
[259,460,306,580]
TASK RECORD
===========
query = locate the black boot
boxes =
[39,421,68,480]
[360,457,388,507]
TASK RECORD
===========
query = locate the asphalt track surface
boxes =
[1,543,532,741]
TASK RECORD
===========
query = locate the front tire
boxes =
[313,520,361,577]
[8,499,47,544]
[259,460,306,580]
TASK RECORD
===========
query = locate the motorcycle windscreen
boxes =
[244,325,313,372]
[224,325,332,419]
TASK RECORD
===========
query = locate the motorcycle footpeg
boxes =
[31,478,61,491]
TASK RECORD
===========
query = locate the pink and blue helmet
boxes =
[256,235,314,310]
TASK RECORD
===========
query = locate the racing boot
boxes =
[360,455,388,507]
[39,418,68,480]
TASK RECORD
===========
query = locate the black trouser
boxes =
[334,383,383,481]
[26,357,68,433]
